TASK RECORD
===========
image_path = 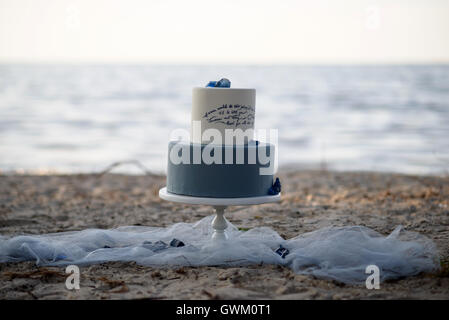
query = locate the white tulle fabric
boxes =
[0,216,439,284]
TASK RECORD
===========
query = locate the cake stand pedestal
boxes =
[159,187,281,241]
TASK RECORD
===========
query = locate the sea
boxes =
[0,64,448,175]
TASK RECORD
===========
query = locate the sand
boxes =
[0,170,448,300]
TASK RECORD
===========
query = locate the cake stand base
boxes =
[211,206,227,240]
[159,187,281,241]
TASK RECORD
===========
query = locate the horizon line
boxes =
[1,61,449,67]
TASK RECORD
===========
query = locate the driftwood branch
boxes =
[98,160,160,177]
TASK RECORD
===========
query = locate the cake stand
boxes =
[159,187,281,241]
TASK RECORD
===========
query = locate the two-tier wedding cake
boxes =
[166,79,279,198]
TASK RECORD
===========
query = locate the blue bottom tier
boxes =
[166,141,275,198]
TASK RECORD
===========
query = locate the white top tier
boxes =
[191,87,256,145]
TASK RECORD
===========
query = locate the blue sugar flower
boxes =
[170,238,185,247]
[268,177,281,195]
[275,245,289,258]
[216,78,231,87]
[205,78,231,88]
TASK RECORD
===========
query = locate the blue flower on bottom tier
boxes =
[268,178,281,195]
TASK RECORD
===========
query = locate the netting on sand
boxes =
[0,215,439,284]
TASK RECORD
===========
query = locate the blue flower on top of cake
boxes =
[206,78,231,88]
[268,177,281,195]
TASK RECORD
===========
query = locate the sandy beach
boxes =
[0,170,448,300]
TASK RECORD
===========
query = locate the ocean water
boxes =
[0,65,448,175]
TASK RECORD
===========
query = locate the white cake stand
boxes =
[159,187,281,241]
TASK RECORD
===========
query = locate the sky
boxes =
[0,0,448,64]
